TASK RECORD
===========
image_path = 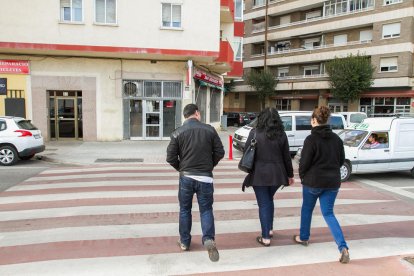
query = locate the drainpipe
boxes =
[264,0,269,71]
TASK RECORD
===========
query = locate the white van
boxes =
[233,111,346,154]
[337,117,414,181]
[338,112,367,127]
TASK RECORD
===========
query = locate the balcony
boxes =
[221,0,235,23]
[250,40,372,59]
[227,61,243,77]
[277,74,328,80]
[208,40,234,74]
[252,6,374,34]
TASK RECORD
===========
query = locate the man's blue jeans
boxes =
[253,185,279,239]
[178,176,215,247]
[300,185,349,252]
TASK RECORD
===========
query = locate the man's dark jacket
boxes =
[166,118,225,177]
[299,125,345,188]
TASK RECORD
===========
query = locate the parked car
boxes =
[338,112,367,127]
[295,117,414,182]
[232,111,346,154]
[225,112,257,127]
[0,116,45,166]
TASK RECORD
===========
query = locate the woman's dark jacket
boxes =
[242,129,294,189]
[299,125,345,189]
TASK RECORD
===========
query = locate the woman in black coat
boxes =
[242,108,294,246]
[293,106,350,264]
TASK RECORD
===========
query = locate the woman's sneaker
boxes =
[204,239,219,262]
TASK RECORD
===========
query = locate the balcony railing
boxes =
[277,74,328,80]
[252,6,374,34]
[252,21,266,32]
[249,40,372,58]
[253,0,286,9]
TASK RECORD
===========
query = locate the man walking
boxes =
[166,103,225,262]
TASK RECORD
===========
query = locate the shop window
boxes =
[380,57,398,72]
[95,0,117,24]
[382,22,400,38]
[162,3,182,28]
[61,0,83,22]
[396,97,410,105]
[210,90,221,123]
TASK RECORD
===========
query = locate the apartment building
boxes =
[230,0,414,116]
[0,0,243,141]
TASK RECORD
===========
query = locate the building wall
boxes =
[0,0,220,53]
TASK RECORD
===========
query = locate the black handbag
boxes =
[238,131,257,173]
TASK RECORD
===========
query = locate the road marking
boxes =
[356,178,414,200]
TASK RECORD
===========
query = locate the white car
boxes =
[337,112,367,127]
[233,111,346,154]
[0,116,45,166]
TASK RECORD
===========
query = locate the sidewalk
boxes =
[39,127,243,165]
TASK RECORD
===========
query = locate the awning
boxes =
[270,93,319,100]
[199,80,223,91]
[323,90,414,98]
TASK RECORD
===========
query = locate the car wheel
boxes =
[0,145,19,166]
[20,154,35,161]
[340,162,351,182]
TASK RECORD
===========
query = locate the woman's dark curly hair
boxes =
[256,107,284,139]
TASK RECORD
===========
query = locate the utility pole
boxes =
[263,0,269,71]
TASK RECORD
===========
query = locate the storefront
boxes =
[122,80,182,140]
[0,60,30,117]
[359,90,414,117]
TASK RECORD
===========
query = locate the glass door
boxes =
[56,97,77,138]
[145,100,161,139]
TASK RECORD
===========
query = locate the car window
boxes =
[0,120,6,131]
[338,129,368,147]
[362,132,389,149]
[16,120,38,130]
[295,116,312,130]
[281,116,292,131]
[329,116,344,129]
[350,113,367,124]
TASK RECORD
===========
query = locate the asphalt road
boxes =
[0,158,71,192]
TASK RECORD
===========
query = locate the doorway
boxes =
[129,99,180,139]
[49,91,83,140]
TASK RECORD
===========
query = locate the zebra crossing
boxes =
[1,161,414,275]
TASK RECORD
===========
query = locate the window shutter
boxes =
[360,30,372,42]
[162,4,171,27]
[96,0,105,22]
[380,57,397,67]
[172,5,181,27]
[61,0,70,7]
[382,23,400,37]
[334,34,347,45]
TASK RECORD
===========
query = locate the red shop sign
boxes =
[194,69,223,87]
[0,60,30,74]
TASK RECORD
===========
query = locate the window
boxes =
[334,34,348,45]
[382,22,400,38]
[278,67,289,77]
[60,0,82,22]
[254,0,265,7]
[162,3,182,28]
[329,116,344,130]
[306,10,321,20]
[233,38,243,61]
[210,89,221,122]
[303,65,320,76]
[380,57,398,72]
[280,15,291,25]
[95,0,116,24]
[296,116,312,130]
[303,38,320,49]
[276,99,291,111]
[281,116,292,131]
[360,30,373,42]
[384,0,402,5]
[235,0,243,21]
[0,120,6,131]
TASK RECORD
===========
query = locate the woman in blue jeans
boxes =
[294,106,350,263]
[242,108,294,246]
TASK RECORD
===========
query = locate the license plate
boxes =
[34,134,41,139]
